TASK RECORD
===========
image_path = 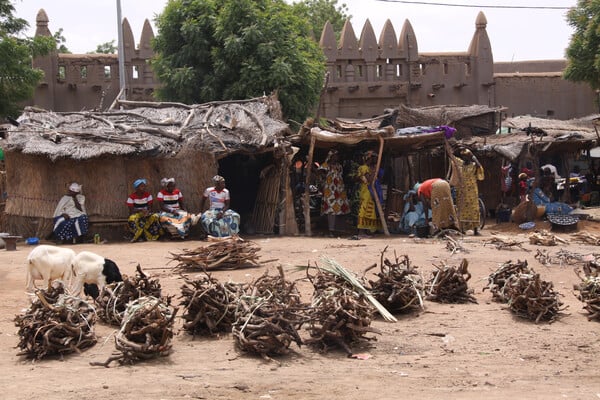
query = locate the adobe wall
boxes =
[30,9,158,112]
[30,10,597,120]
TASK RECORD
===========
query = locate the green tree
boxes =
[0,0,54,118]
[92,40,117,54]
[152,0,326,123]
[53,28,70,53]
[291,0,350,40]
[564,0,600,91]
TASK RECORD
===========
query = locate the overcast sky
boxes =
[13,0,576,62]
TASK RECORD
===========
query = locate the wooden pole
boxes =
[372,135,390,236]
[303,135,316,236]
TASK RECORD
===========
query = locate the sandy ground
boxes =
[1,219,600,400]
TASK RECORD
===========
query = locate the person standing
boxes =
[53,182,88,243]
[451,149,485,235]
[320,150,350,236]
[126,178,162,242]
[356,151,383,236]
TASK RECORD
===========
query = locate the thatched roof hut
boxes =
[4,95,294,238]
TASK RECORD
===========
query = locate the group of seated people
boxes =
[52,175,240,243]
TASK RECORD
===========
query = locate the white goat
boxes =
[25,245,76,293]
[71,251,122,297]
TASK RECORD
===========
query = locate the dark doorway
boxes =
[217,152,275,232]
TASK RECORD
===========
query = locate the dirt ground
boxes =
[1,218,600,400]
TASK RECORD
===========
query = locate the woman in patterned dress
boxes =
[200,175,241,237]
[157,177,200,239]
[320,150,350,236]
[451,149,484,235]
[126,178,163,242]
[356,151,383,235]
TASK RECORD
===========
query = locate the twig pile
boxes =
[571,231,600,246]
[426,259,477,303]
[554,249,586,265]
[529,230,568,246]
[170,237,264,270]
[179,274,245,336]
[368,248,425,313]
[483,259,531,302]
[14,281,97,360]
[444,235,468,254]
[534,249,552,266]
[95,265,163,326]
[484,235,527,251]
[232,267,305,359]
[503,272,565,323]
[304,264,381,354]
[91,296,178,367]
[574,262,600,321]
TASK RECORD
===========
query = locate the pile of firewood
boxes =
[179,274,245,336]
[304,264,381,355]
[483,259,531,302]
[14,281,97,360]
[170,237,265,270]
[91,297,178,367]
[232,267,305,358]
[368,249,425,313]
[425,259,477,303]
[534,248,586,266]
[503,272,565,323]
[529,230,568,246]
[484,235,527,251]
[95,265,163,326]
[571,231,600,246]
[574,262,600,321]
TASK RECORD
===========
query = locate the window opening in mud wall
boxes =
[132,65,139,80]
[57,65,66,80]
[80,66,87,80]
[104,66,111,79]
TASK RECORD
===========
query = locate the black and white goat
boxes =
[25,245,76,293]
[71,251,123,299]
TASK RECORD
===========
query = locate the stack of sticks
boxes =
[503,272,565,323]
[484,235,527,251]
[425,259,477,304]
[483,259,531,302]
[367,249,425,313]
[15,281,97,360]
[574,262,600,321]
[170,237,265,270]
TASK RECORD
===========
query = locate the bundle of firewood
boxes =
[484,235,527,251]
[574,262,600,321]
[503,272,565,323]
[304,264,380,355]
[95,265,163,326]
[483,259,531,302]
[571,231,600,246]
[368,250,425,313]
[232,268,305,359]
[170,237,264,270]
[529,230,568,246]
[91,296,178,367]
[426,259,477,303]
[15,281,97,360]
[179,274,245,336]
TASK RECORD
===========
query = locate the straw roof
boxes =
[459,114,600,160]
[396,104,503,127]
[6,95,291,161]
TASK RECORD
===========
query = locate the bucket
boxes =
[496,208,511,223]
[415,224,430,238]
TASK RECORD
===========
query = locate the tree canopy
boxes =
[290,0,350,40]
[564,0,600,91]
[152,0,330,123]
[92,40,117,54]
[0,0,54,118]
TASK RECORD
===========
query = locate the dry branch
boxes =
[426,259,477,304]
[484,235,528,251]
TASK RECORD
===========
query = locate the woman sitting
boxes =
[399,189,429,235]
[531,187,573,216]
[53,182,88,243]
[157,177,199,239]
[126,178,163,242]
[200,175,240,238]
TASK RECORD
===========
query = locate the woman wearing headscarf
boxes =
[320,150,350,236]
[157,177,200,239]
[200,175,240,237]
[450,149,485,235]
[126,178,162,242]
[356,151,383,236]
[53,182,89,243]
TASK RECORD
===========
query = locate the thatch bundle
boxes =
[14,281,97,359]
